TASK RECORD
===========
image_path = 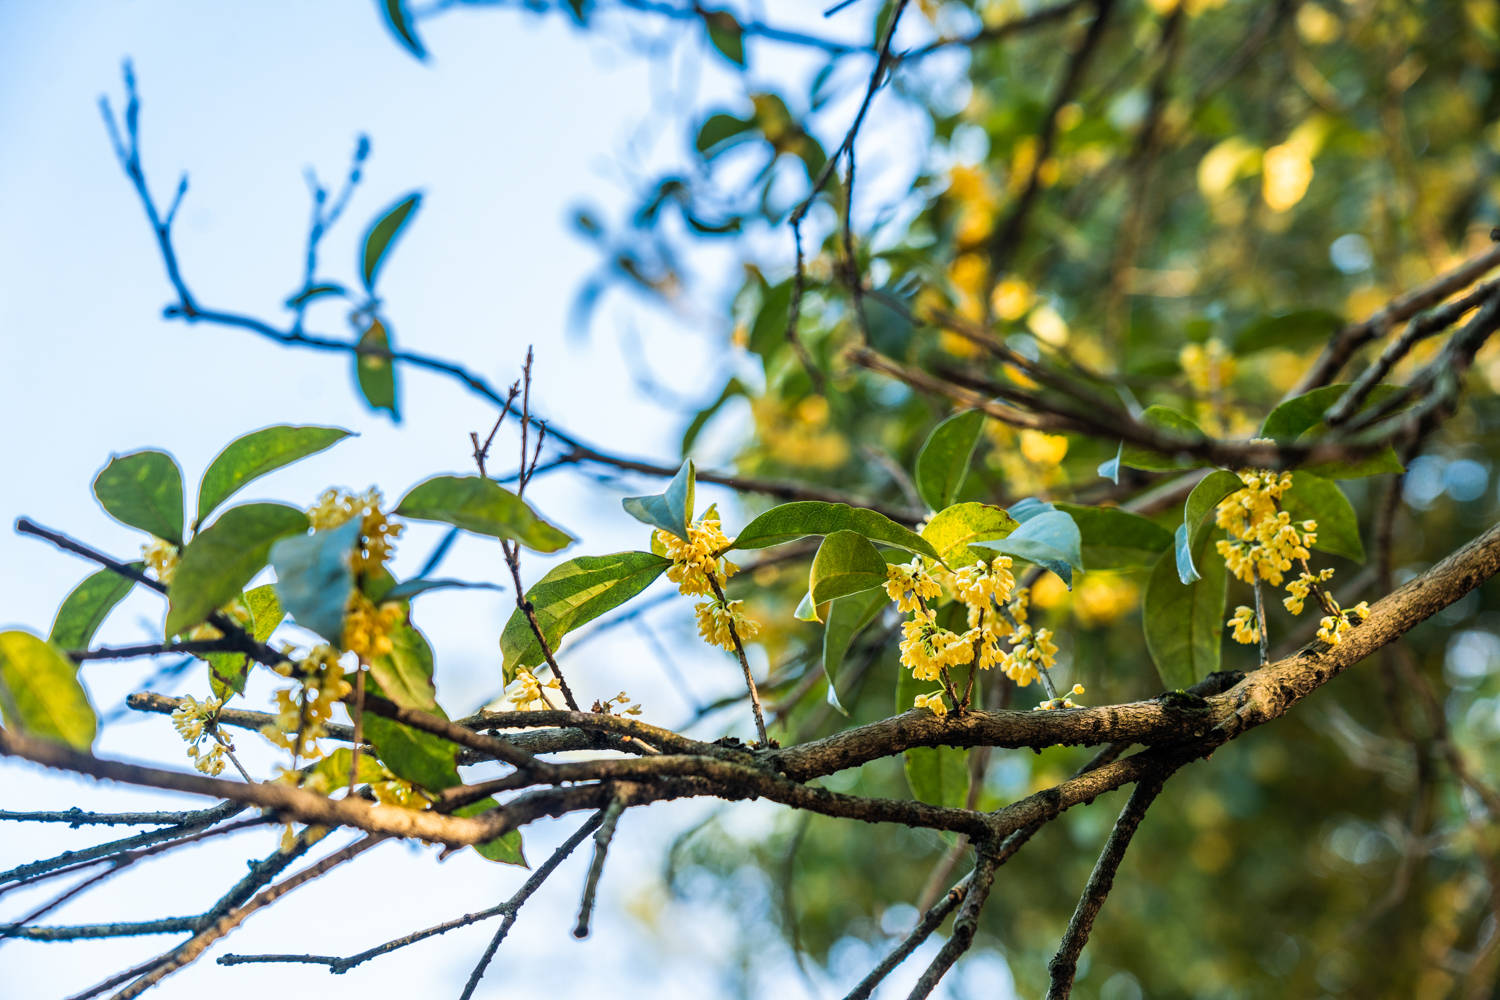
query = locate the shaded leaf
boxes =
[1173,470,1243,584]
[1281,472,1364,562]
[355,318,400,422]
[197,425,352,525]
[207,584,284,700]
[378,0,427,59]
[166,504,309,636]
[696,113,755,158]
[397,475,573,553]
[500,551,669,681]
[896,659,969,808]
[284,283,347,309]
[1054,504,1171,570]
[920,502,1018,566]
[368,625,437,713]
[364,674,459,792]
[822,586,888,714]
[93,450,184,544]
[1144,529,1227,690]
[1260,384,1405,479]
[49,565,141,651]
[454,797,527,866]
[384,578,504,601]
[914,409,984,512]
[975,509,1083,588]
[361,192,422,290]
[1120,406,1209,472]
[0,631,96,750]
[809,530,889,605]
[269,518,362,644]
[621,459,695,542]
[1231,310,1342,354]
[703,9,745,66]
[734,501,937,560]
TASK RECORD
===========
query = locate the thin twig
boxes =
[573,794,629,938]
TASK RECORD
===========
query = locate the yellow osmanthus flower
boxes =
[898,609,974,683]
[1214,471,1315,587]
[950,556,1016,617]
[991,276,1034,322]
[308,487,403,573]
[342,592,405,661]
[657,515,736,598]
[695,598,760,651]
[1180,339,1236,395]
[913,690,949,717]
[171,694,228,776]
[261,645,351,762]
[1019,430,1069,466]
[999,624,1057,688]
[597,690,644,716]
[947,164,998,246]
[884,560,943,613]
[1073,574,1139,627]
[505,666,562,711]
[1283,568,1335,615]
[747,396,849,468]
[1228,606,1260,645]
[142,537,181,584]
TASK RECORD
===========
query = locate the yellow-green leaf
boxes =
[0,631,97,750]
[396,475,574,553]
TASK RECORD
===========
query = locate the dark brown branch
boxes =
[904,849,1001,999]
[1045,771,1173,998]
[572,793,628,938]
[842,878,969,1000]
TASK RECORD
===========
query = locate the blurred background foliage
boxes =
[427,0,1500,995]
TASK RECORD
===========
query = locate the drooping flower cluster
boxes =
[308,487,403,573]
[1217,468,1370,652]
[308,487,406,661]
[171,694,229,776]
[889,555,1068,715]
[502,666,562,712]
[657,514,760,653]
[260,645,352,762]
[1214,470,1315,587]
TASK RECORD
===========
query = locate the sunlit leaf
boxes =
[0,631,96,750]
[920,502,1018,566]
[93,450,184,544]
[197,425,352,525]
[500,551,669,681]
[166,504,308,636]
[914,409,984,512]
[734,501,937,560]
[49,566,140,651]
[397,475,574,553]
[622,459,695,542]
[809,530,890,605]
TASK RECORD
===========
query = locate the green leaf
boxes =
[93,450,185,544]
[306,746,389,791]
[368,625,438,713]
[896,661,969,808]
[166,504,309,637]
[500,551,670,681]
[397,475,574,553]
[355,318,401,422]
[48,566,140,651]
[362,192,422,290]
[378,0,427,59]
[365,673,460,792]
[1259,385,1405,479]
[920,502,1018,566]
[1144,529,1227,691]
[0,631,96,750]
[1280,472,1364,562]
[1231,310,1342,354]
[1174,470,1243,584]
[454,797,527,866]
[809,530,890,605]
[681,379,746,455]
[975,509,1083,588]
[197,425,352,525]
[822,587,888,714]
[383,578,504,601]
[695,113,755,158]
[284,283,347,309]
[1119,406,1209,472]
[207,584,284,700]
[734,502,938,561]
[269,518,362,644]
[703,10,745,66]
[1098,442,1123,483]
[621,459,695,542]
[1054,504,1172,570]
[1303,449,1405,480]
[794,591,824,623]
[914,410,984,512]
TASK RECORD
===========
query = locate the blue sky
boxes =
[0,2,1005,996]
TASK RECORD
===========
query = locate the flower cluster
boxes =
[594,691,644,716]
[889,555,1069,714]
[1215,471,1315,587]
[1227,605,1259,645]
[342,592,406,662]
[308,487,404,574]
[142,537,181,584]
[171,694,229,776]
[1317,599,1370,647]
[260,645,351,762]
[658,514,760,653]
[1036,683,1087,711]
[503,666,562,712]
